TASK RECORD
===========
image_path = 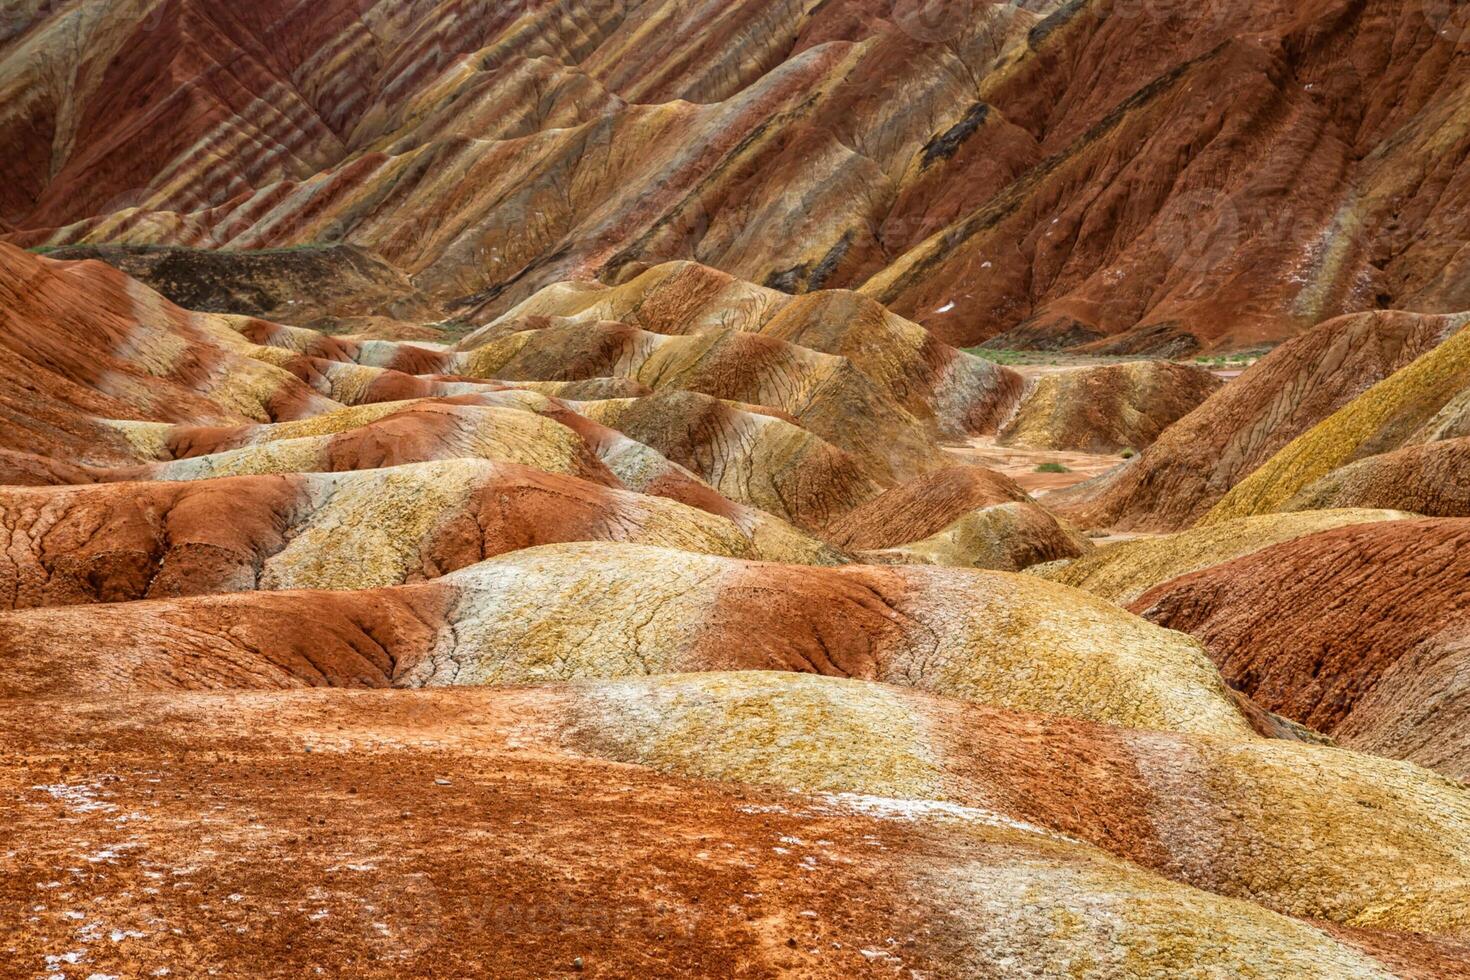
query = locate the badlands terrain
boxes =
[3,0,1470,977]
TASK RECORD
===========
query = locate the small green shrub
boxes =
[432,319,481,342]
[1120,448,1136,459]
[967,348,1025,365]
[1035,462,1071,474]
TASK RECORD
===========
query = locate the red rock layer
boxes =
[10,686,1456,978]
[8,1,1469,351]
[0,243,334,464]
[1130,519,1470,780]
[825,465,1031,551]
[1054,310,1468,530]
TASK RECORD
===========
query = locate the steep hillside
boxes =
[1131,519,1470,782]
[1052,310,1469,530]
[1206,325,1470,523]
[5,0,1470,353]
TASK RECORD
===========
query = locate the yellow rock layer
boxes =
[564,672,1470,937]
[1205,328,1470,523]
[406,543,1256,740]
[1032,509,1410,605]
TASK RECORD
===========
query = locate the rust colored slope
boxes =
[0,542,1257,741]
[0,460,838,609]
[0,448,106,487]
[827,465,1031,548]
[823,464,1090,571]
[1130,519,1470,781]
[2,685,1428,979]
[864,0,1470,352]
[0,587,449,694]
[1282,437,1470,517]
[861,35,1328,351]
[1053,310,1469,531]
[0,471,305,607]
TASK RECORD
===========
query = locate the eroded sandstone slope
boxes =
[5,0,1470,353]
[4,6,1470,973]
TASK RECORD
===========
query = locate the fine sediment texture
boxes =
[4,3,1470,975]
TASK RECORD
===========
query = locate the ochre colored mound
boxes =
[1206,326,1470,524]
[825,465,1090,570]
[560,672,1470,937]
[481,262,1024,436]
[1130,519,1470,780]
[998,361,1222,454]
[1282,438,1470,517]
[463,316,950,483]
[577,391,886,530]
